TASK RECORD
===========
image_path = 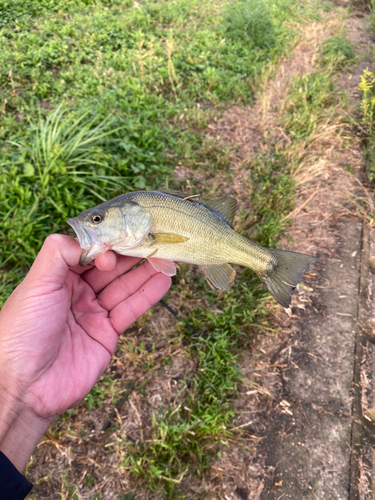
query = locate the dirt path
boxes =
[200,8,375,500]
[261,218,362,499]
[255,12,375,500]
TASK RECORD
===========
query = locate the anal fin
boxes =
[148,257,177,277]
[200,263,236,290]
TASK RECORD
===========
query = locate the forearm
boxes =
[0,384,50,472]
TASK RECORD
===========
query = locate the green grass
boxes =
[320,34,356,70]
[283,71,337,138]
[1,0,345,498]
[0,0,311,307]
[122,331,240,494]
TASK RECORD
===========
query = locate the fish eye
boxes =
[91,213,103,224]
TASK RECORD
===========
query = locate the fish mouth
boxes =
[67,218,99,250]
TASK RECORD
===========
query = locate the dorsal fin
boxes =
[159,189,237,227]
[204,197,237,226]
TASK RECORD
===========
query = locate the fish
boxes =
[67,189,315,308]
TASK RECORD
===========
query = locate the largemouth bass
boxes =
[67,190,315,307]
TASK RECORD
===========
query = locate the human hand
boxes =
[0,235,171,471]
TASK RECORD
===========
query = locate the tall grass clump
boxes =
[224,0,280,49]
[283,71,337,138]
[0,104,169,305]
[9,106,124,198]
[320,34,356,70]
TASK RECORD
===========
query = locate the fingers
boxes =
[95,251,117,272]
[69,250,118,275]
[98,260,160,311]
[82,255,142,294]
[109,273,171,334]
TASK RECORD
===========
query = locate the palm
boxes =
[0,235,171,421]
[22,272,114,418]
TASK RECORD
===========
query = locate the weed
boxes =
[123,329,240,494]
[224,0,281,49]
[9,105,124,197]
[320,34,356,70]
[359,68,375,128]
[359,68,375,181]
[0,104,165,294]
[283,71,337,138]
[85,374,121,410]
[85,474,95,488]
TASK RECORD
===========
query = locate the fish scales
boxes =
[67,190,315,307]
[124,191,271,270]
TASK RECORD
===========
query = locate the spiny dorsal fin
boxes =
[204,197,237,226]
[160,189,237,227]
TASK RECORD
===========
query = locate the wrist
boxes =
[0,381,51,472]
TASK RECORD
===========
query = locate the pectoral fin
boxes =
[149,233,189,245]
[200,263,236,290]
[148,257,177,276]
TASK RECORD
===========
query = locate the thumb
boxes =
[26,234,83,286]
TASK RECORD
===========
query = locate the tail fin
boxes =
[260,249,315,308]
